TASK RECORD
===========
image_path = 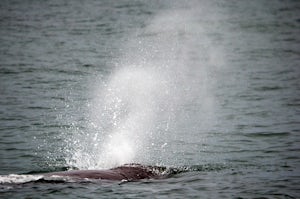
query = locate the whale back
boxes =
[111,164,163,180]
[45,163,166,181]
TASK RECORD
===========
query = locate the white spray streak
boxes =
[93,66,166,168]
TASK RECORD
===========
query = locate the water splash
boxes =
[0,174,43,184]
[65,2,224,169]
[90,65,172,168]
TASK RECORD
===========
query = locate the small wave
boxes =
[0,174,81,184]
[164,163,228,176]
[245,132,290,138]
[0,174,44,184]
[254,86,283,91]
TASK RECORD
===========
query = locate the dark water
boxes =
[1,0,300,198]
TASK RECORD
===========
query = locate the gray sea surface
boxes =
[0,0,299,198]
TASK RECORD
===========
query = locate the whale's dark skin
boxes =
[45,164,166,181]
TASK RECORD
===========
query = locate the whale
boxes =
[44,163,167,181]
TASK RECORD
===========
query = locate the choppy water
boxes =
[0,0,300,198]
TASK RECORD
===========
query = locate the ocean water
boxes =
[0,0,299,198]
